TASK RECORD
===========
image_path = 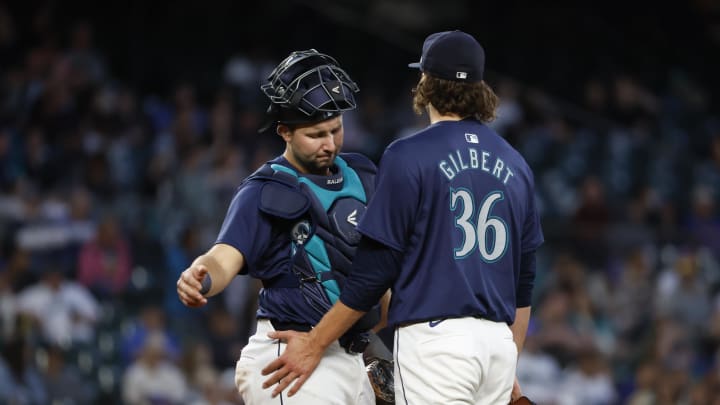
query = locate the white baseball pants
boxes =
[235,319,375,405]
[394,317,517,405]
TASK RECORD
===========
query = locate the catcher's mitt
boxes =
[366,357,394,404]
[511,396,536,405]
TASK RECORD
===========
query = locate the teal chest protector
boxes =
[249,155,379,348]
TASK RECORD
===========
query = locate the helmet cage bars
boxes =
[261,49,359,117]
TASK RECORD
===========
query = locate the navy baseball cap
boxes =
[408,30,485,82]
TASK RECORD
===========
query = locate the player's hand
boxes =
[261,330,323,397]
[176,264,209,307]
[510,376,523,403]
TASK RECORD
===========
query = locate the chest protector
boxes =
[250,154,379,331]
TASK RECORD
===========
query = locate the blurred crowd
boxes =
[1,3,720,405]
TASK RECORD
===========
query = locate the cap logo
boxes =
[331,85,340,94]
[456,72,468,79]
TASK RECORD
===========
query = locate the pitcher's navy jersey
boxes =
[357,119,543,326]
[215,153,375,325]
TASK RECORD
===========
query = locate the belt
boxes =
[398,314,490,328]
[267,319,312,332]
[264,318,368,354]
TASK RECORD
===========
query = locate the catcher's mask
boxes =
[259,49,359,132]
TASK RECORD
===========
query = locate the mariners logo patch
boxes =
[291,220,311,245]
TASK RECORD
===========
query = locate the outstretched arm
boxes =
[176,243,245,307]
[261,301,366,397]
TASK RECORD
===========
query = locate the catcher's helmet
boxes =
[259,49,359,131]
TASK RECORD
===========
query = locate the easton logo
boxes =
[346,209,358,226]
[331,86,341,94]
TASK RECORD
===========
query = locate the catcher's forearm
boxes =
[309,300,366,350]
[191,244,245,297]
[510,306,531,355]
[372,290,391,333]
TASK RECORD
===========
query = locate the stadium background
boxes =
[1,0,720,403]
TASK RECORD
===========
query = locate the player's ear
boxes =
[277,124,293,142]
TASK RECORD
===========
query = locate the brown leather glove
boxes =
[366,357,394,404]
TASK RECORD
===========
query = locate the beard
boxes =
[294,150,338,175]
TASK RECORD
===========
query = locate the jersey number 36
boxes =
[450,189,508,262]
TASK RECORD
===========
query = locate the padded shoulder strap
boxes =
[248,163,310,219]
[339,152,377,199]
[339,152,377,176]
[259,182,309,219]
